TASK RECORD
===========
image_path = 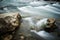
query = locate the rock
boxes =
[0,13,22,36]
[36,18,57,32]
[3,35,12,40]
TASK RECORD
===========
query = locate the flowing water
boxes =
[0,0,60,40]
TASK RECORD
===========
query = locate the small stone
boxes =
[20,36,25,40]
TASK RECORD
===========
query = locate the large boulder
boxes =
[0,13,22,36]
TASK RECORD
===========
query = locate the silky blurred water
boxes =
[0,0,60,19]
[0,0,60,40]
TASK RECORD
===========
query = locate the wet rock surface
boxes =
[0,13,22,40]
